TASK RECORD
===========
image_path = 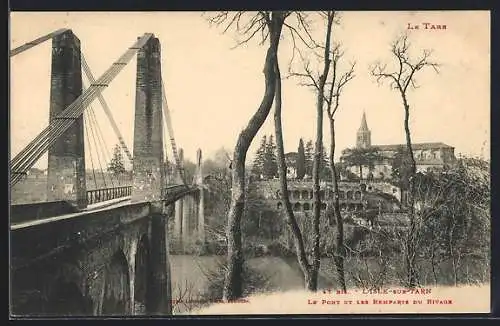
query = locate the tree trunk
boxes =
[359,165,363,180]
[222,14,284,301]
[448,218,458,287]
[311,100,324,291]
[273,55,313,289]
[401,95,418,288]
[310,13,333,291]
[328,118,346,292]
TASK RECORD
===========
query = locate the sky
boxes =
[9,11,490,170]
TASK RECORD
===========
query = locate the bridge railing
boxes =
[86,186,132,205]
[161,184,191,198]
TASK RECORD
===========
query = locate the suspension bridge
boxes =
[10,29,206,316]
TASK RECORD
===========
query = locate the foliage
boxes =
[252,134,278,179]
[414,157,490,286]
[252,135,267,178]
[340,146,383,180]
[107,144,126,176]
[183,160,197,184]
[203,148,233,229]
[264,135,278,179]
[304,140,314,177]
[389,145,413,189]
[296,138,306,179]
[243,180,281,239]
[197,257,274,303]
[301,139,329,180]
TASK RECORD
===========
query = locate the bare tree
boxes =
[369,32,440,287]
[273,11,338,291]
[207,11,287,301]
[272,18,315,289]
[324,45,355,293]
[285,11,351,291]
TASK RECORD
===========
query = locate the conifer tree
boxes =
[264,135,278,179]
[108,144,126,176]
[252,135,267,178]
[304,140,314,177]
[296,138,306,179]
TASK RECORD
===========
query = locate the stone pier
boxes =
[46,30,86,208]
[131,35,171,315]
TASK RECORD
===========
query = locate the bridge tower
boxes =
[131,35,171,315]
[46,30,86,208]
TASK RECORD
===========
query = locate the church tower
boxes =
[356,111,371,149]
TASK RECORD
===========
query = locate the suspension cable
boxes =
[86,105,108,188]
[10,28,70,57]
[10,33,154,188]
[81,52,133,164]
[83,111,98,190]
[160,78,186,185]
[88,103,115,188]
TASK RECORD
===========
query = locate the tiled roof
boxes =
[373,142,454,151]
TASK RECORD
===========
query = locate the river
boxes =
[168,254,336,314]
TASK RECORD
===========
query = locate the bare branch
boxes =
[287,47,321,91]
[370,32,441,94]
[206,11,272,49]
[330,60,356,117]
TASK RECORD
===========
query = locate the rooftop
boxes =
[373,142,454,151]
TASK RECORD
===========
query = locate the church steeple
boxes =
[356,111,371,148]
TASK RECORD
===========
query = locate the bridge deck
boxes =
[11,185,199,230]
[11,197,134,230]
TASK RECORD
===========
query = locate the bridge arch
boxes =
[102,250,131,315]
[43,263,92,316]
[134,235,150,315]
[45,280,92,316]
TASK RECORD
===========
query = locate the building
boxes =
[342,112,457,180]
[253,179,401,213]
